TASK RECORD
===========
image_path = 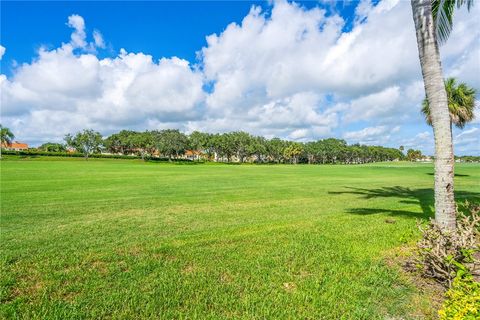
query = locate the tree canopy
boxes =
[65,129,103,159]
[422,77,476,129]
[25,128,409,164]
[0,125,15,146]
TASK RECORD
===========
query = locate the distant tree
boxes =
[407,148,423,162]
[72,128,412,165]
[232,131,254,163]
[38,143,66,152]
[219,133,236,162]
[130,132,155,160]
[208,134,223,162]
[422,78,476,129]
[323,138,347,164]
[399,145,405,153]
[154,129,188,160]
[65,129,103,159]
[250,136,267,163]
[283,142,303,164]
[266,138,285,163]
[304,141,317,164]
[189,131,211,160]
[0,125,15,146]
[104,130,136,154]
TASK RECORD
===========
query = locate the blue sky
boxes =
[1,0,479,154]
[1,1,362,74]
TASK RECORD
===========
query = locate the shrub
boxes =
[438,273,480,320]
[0,149,141,159]
[416,201,479,286]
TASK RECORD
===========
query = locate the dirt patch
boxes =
[182,264,196,274]
[385,245,445,319]
[282,282,297,292]
[220,272,233,283]
[7,276,45,301]
[91,260,109,275]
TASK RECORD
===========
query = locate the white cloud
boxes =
[343,125,400,144]
[415,131,431,140]
[454,126,480,154]
[0,16,204,143]
[67,14,87,49]
[455,127,479,140]
[0,45,5,60]
[1,2,479,154]
[93,30,106,49]
[441,4,480,90]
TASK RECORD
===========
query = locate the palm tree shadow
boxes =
[426,172,470,177]
[329,186,480,220]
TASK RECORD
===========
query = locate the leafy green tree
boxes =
[189,131,212,161]
[266,138,286,163]
[208,134,223,162]
[65,129,103,159]
[154,129,188,160]
[407,149,423,162]
[130,132,155,160]
[304,141,317,164]
[232,131,254,163]
[0,125,15,146]
[323,138,347,164]
[38,143,66,152]
[411,0,474,230]
[249,136,267,163]
[104,130,136,154]
[219,133,236,162]
[283,142,303,164]
[422,77,476,129]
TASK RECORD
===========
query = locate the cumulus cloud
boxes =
[67,14,87,49]
[0,45,5,60]
[0,2,479,154]
[93,30,106,49]
[454,127,480,154]
[343,125,400,144]
[0,16,204,144]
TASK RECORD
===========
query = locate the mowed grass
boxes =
[1,159,479,319]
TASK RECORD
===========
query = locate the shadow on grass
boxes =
[329,186,480,219]
[426,173,470,177]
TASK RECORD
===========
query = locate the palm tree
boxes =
[422,78,476,129]
[410,0,474,231]
[0,125,15,146]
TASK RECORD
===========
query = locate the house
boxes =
[1,141,29,151]
[183,150,205,161]
[417,156,433,162]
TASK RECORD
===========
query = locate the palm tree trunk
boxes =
[411,0,456,230]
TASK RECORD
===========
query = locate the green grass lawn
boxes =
[1,158,479,319]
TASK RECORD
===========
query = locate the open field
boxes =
[1,158,479,319]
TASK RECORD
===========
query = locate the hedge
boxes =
[0,149,141,159]
[0,149,199,162]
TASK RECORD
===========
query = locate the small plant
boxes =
[416,201,480,286]
[438,273,480,320]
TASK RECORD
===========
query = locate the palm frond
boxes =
[432,0,456,45]
[421,98,433,126]
[431,0,475,45]
[420,77,477,128]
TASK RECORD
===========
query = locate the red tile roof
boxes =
[1,141,29,149]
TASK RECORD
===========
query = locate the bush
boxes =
[438,273,480,320]
[0,149,141,159]
[416,201,480,286]
[0,149,198,162]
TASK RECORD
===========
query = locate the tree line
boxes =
[58,128,405,164]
